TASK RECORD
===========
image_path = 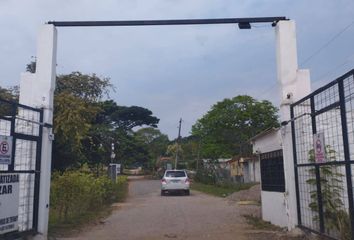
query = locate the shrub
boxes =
[50,169,127,223]
[195,168,216,185]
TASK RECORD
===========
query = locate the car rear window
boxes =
[165,171,186,178]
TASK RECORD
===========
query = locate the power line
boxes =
[312,52,354,84]
[300,20,354,66]
[258,82,278,99]
[258,20,354,98]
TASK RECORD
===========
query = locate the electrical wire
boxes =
[258,82,278,99]
[300,20,354,66]
[257,20,354,98]
[312,52,354,84]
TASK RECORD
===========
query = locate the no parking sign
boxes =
[0,136,12,165]
[313,133,326,163]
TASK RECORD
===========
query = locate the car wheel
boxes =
[185,190,190,196]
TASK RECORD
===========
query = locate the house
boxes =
[250,127,288,228]
[227,156,260,183]
[242,157,260,183]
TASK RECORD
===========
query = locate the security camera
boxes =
[286,93,293,99]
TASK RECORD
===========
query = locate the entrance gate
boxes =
[0,98,43,237]
[291,69,354,239]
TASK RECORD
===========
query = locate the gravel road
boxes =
[58,179,302,240]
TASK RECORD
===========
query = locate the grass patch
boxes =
[191,182,256,197]
[49,205,113,237]
[243,214,283,231]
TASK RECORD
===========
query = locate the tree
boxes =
[0,86,19,117]
[52,92,101,170]
[192,95,278,159]
[97,100,160,131]
[56,72,113,102]
[179,136,200,169]
[26,61,36,73]
[52,72,112,170]
[135,128,169,169]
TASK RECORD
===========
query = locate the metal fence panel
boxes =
[291,69,354,239]
[0,98,43,237]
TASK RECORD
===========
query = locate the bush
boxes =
[50,169,127,223]
[195,168,216,185]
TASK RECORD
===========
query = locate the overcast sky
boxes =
[1,0,354,139]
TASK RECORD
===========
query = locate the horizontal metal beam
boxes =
[47,17,288,27]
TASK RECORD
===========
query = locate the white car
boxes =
[161,170,190,196]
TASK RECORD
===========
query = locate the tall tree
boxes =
[0,86,19,117]
[192,95,278,159]
[56,71,112,102]
[135,128,169,169]
[52,72,112,170]
[97,100,159,131]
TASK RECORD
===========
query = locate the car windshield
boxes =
[165,171,186,178]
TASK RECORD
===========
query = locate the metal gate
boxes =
[0,97,43,238]
[291,69,354,239]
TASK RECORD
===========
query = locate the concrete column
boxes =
[275,20,311,230]
[19,24,57,239]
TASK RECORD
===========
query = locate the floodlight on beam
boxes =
[238,22,251,29]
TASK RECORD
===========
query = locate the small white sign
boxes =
[0,136,12,165]
[116,164,121,174]
[166,163,172,170]
[0,174,19,234]
[313,133,326,163]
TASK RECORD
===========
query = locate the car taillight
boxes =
[185,178,190,184]
[161,178,167,184]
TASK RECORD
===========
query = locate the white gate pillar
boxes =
[275,20,311,230]
[19,24,57,239]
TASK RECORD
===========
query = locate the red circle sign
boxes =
[0,141,9,154]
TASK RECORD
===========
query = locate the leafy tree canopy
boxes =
[0,86,18,101]
[192,95,278,158]
[134,127,169,167]
[98,100,160,131]
[56,72,113,102]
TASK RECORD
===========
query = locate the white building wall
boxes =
[254,159,261,182]
[251,130,289,228]
[262,191,288,227]
[252,130,282,154]
[246,158,261,182]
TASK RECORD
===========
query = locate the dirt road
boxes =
[58,179,286,240]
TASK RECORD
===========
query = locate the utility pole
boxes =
[175,118,182,169]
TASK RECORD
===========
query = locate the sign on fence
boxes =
[0,174,19,234]
[313,133,326,163]
[0,136,13,165]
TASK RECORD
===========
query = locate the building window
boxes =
[260,150,285,192]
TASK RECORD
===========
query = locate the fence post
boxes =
[275,20,311,230]
[19,24,57,239]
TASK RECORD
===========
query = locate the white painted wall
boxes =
[244,158,260,183]
[262,191,288,227]
[19,24,57,239]
[251,159,260,182]
[251,129,288,227]
[276,20,311,230]
[252,130,282,154]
